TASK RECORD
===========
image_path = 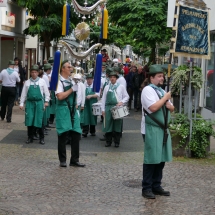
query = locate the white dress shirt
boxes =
[101,83,129,112]
[48,70,52,79]
[117,76,127,89]
[55,76,80,106]
[20,78,50,106]
[42,73,50,88]
[0,69,20,87]
[77,81,86,107]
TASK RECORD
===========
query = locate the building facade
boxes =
[0,0,26,70]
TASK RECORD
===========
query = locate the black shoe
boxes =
[7,120,11,123]
[33,135,39,140]
[26,138,33,144]
[105,143,111,147]
[44,130,48,135]
[69,162,85,167]
[1,118,4,121]
[142,190,156,199]
[115,143,119,148]
[90,133,96,136]
[82,133,87,137]
[39,139,45,145]
[60,162,67,167]
[152,188,170,196]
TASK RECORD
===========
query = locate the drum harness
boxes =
[143,89,169,145]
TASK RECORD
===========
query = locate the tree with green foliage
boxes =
[18,0,67,58]
[107,0,172,63]
[17,0,99,59]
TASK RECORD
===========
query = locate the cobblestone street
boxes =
[0,107,215,215]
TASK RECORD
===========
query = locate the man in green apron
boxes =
[47,58,55,125]
[101,70,129,147]
[141,64,174,199]
[55,60,85,168]
[82,74,99,137]
[43,63,55,128]
[19,65,50,144]
[100,62,107,123]
[99,67,111,141]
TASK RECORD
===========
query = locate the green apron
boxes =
[55,84,82,135]
[102,85,122,132]
[25,84,44,127]
[144,108,172,164]
[49,91,56,114]
[82,87,97,126]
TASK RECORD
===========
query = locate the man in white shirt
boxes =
[141,64,174,199]
[55,60,85,168]
[42,64,51,87]
[47,57,54,79]
[0,60,20,122]
[114,66,127,89]
[73,74,86,113]
[101,70,129,147]
[82,74,99,137]
[20,65,50,144]
[43,63,56,127]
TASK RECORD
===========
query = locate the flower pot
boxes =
[170,130,187,157]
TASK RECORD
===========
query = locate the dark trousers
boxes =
[28,126,44,139]
[49,114,55,123]
[19,83,23,97]
[58,131,80,163]
[142,162,165,191]
[0,86,16,121]
[82,125,95,134]
[106,132,121,145]
[133,88,141,109]
[127,88,133,108]
[142,134,165,191]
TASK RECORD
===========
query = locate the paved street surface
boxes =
[0,107,215,215]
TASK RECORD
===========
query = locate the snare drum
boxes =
[111,106,129,119]
[92,103,102,115]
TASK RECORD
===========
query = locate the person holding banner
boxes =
[101,70,129,148]
[55,60,85,168]
[141,64,174,199]
[82,73,99,137]
[19,65,50,145]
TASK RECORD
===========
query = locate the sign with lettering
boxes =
[174,5,210,59]
[0,0,7,7]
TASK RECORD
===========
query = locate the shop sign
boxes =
[174,5,210,59]
[2,11,15,27]
[0,0,7,7]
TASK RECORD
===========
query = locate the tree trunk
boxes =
[42,34,51,60]
[45,45,50,60]
[149,46,156,64]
